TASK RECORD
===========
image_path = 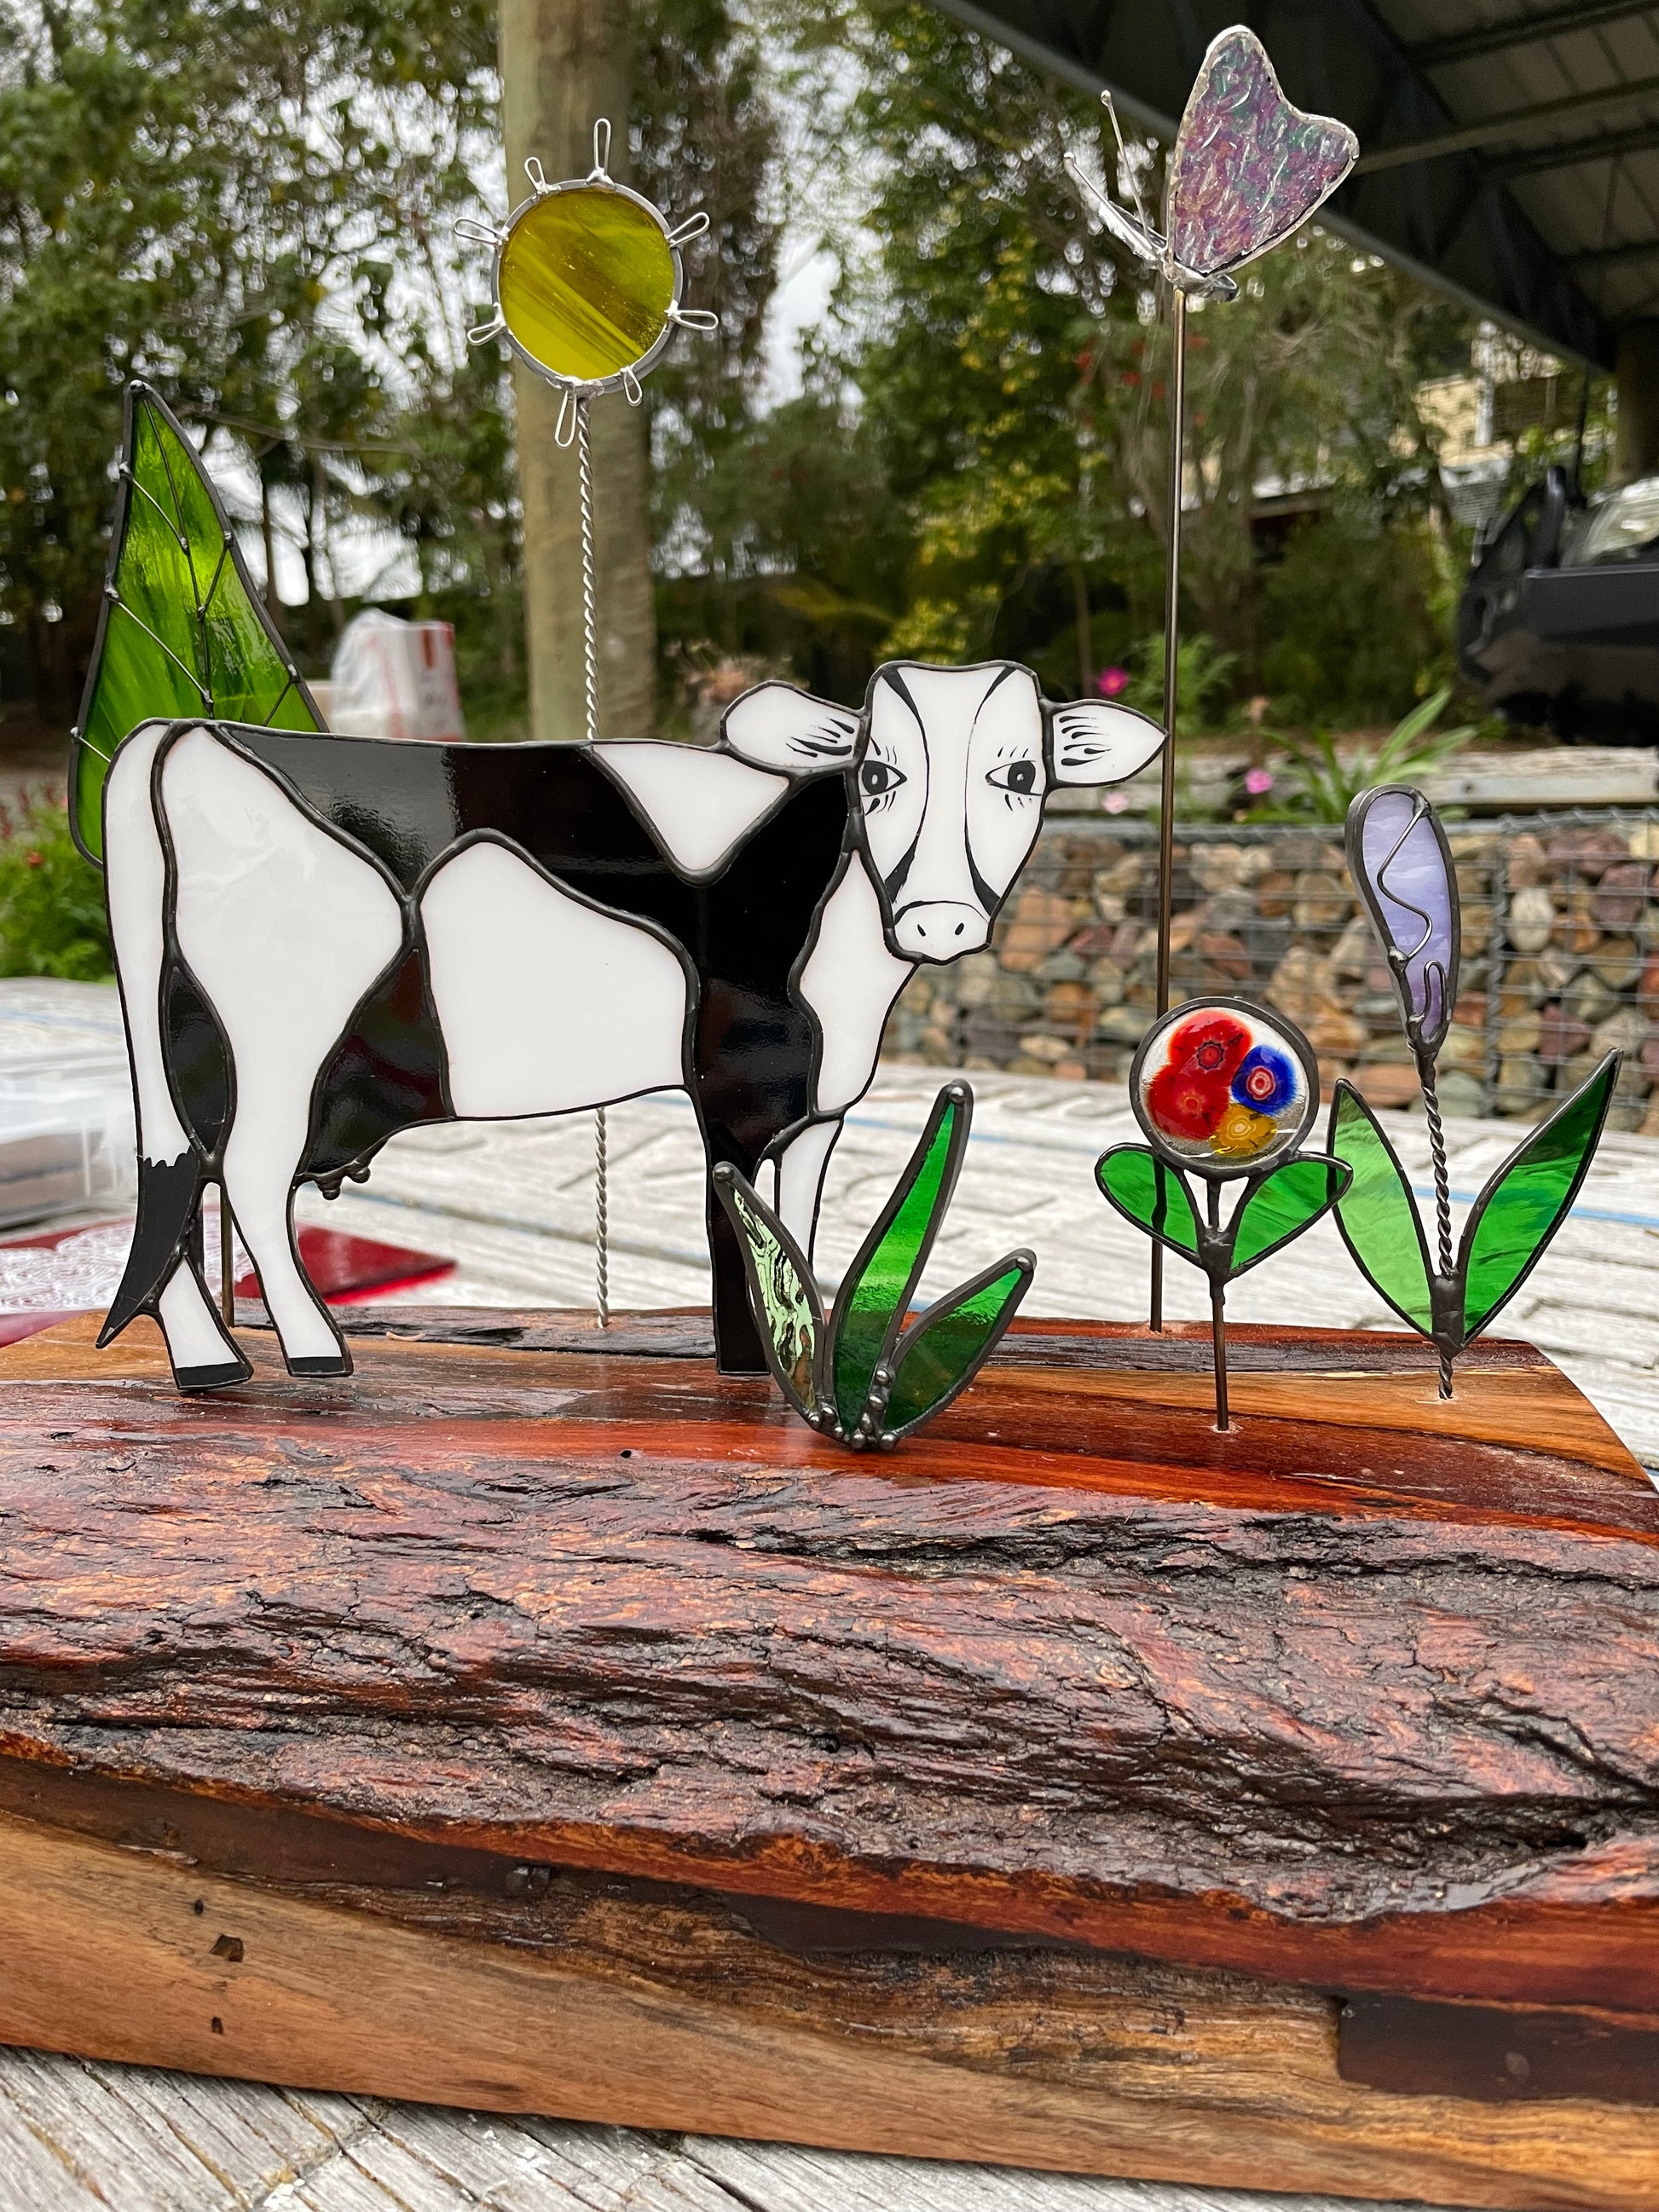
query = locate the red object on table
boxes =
[0,1221,454,1346]
[238,1226,454,1306]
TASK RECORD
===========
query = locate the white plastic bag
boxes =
[328,609,465,742]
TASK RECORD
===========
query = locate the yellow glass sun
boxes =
[461,120,715,437]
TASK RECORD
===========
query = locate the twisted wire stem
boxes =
[594,1102,610,1330]
[576,396,610,1327]
[1420,1066,1454,1399]
[576,397,600,747]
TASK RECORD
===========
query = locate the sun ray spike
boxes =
[621,367,643,404]
[466,313,506,346]
[553,388,576,447]
[523,157,548,195]
[667,211,710,247]
[590,118,611,181]
[455,217,506,249]
[670,306,719,332]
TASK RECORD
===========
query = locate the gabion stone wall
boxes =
[884,812,1659,1134]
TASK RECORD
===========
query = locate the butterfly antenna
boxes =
[1100,89,1152,234]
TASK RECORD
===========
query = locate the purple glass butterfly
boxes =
[1069,26,1358,302]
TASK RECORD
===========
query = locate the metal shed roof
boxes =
[933,1,1659,370]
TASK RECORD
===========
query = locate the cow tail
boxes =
[98,721,208,1346]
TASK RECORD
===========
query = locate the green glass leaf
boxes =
[1327,1082,1435,1335]
[72,383,322,863]
[880,1253,1034,1441]
[1460,1052,1617,1342]
[1228,1153,1350,1277]
[1095,1145,1201,1262]
[712,1166,822,1422]
[829,1084,968,1437]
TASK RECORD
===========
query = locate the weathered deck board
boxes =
[0,2057,1435,2212]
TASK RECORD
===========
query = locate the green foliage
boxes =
[1254,687,1475,823]
[1256,508,1466,727]
[0,0,499,713]
[1119,632,1238,736]
[0,794,112,979]
[1327,1060,1617,1360]
[715,1084,1032,1447]
[743,0,1477,718]
[1095,1146,1201,1260]
[1460,1055,1617,1339]
[1095,1143,1346,1285]
[1327,1084,1435,1333]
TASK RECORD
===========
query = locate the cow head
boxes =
[721,661,1163,961]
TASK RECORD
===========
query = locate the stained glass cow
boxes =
[98,659,1160,1383]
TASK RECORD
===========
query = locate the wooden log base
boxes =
[1,1308,1656,2207]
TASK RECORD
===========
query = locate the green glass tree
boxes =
[714,1083,1033,1449]
[71,382,323,864]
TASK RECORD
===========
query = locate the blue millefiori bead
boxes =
[1232,1042,1299,1117]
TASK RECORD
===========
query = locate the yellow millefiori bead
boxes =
[499,187,674,382]
[1211,1100,1278,1158]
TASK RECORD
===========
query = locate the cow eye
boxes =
[860,759,905,797]
[987,759,1038,795]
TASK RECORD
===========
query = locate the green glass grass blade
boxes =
[712,1169,821,1422]
[73,388,321,861]
[881,1255,1033,1441]
[1327,1083,1435,1334]
[830,1087,966,1435]
[1095,1145,1200,1262]
[1460,1053,1617,1342]
[1228,1155,1350,1278]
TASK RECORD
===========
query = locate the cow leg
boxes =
[775,1118,841,1265]
[160,729,404,1377]
[97,722,247,1388]
[706,1157,767,1375]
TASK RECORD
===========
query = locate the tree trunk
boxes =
[499,0,657,741]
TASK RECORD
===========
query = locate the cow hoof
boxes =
[175,1358,253,1394]
[286,1354,350,1379]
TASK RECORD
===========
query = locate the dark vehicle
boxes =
[1457,465,1659,741]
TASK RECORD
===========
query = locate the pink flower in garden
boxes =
[1102,791,1130,814]
[1096,666,1129,698]
[1244,767,1274,796]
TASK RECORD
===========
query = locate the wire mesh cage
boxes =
[883,810,1659,1134]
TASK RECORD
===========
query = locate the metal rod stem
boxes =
[576,396,610,1327]
[1150,284,1187,1334]
[1211,1286,1229,1430]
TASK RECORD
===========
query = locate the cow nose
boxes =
[893,901,987,961]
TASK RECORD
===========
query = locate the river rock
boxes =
[1506,885,1554,953]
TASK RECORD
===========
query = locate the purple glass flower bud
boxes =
[1346,784,1460,1060]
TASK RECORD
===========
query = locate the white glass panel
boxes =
[421,839,688,1118]
[162,729,404,1364]
[105,720,190,1164]
[594,742,788,876]
[799,862,911,1114]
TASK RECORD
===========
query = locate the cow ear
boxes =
[720,682,861,775]
[1049,699,1165,786]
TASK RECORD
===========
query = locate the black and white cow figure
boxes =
[99,659,1161,1383]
